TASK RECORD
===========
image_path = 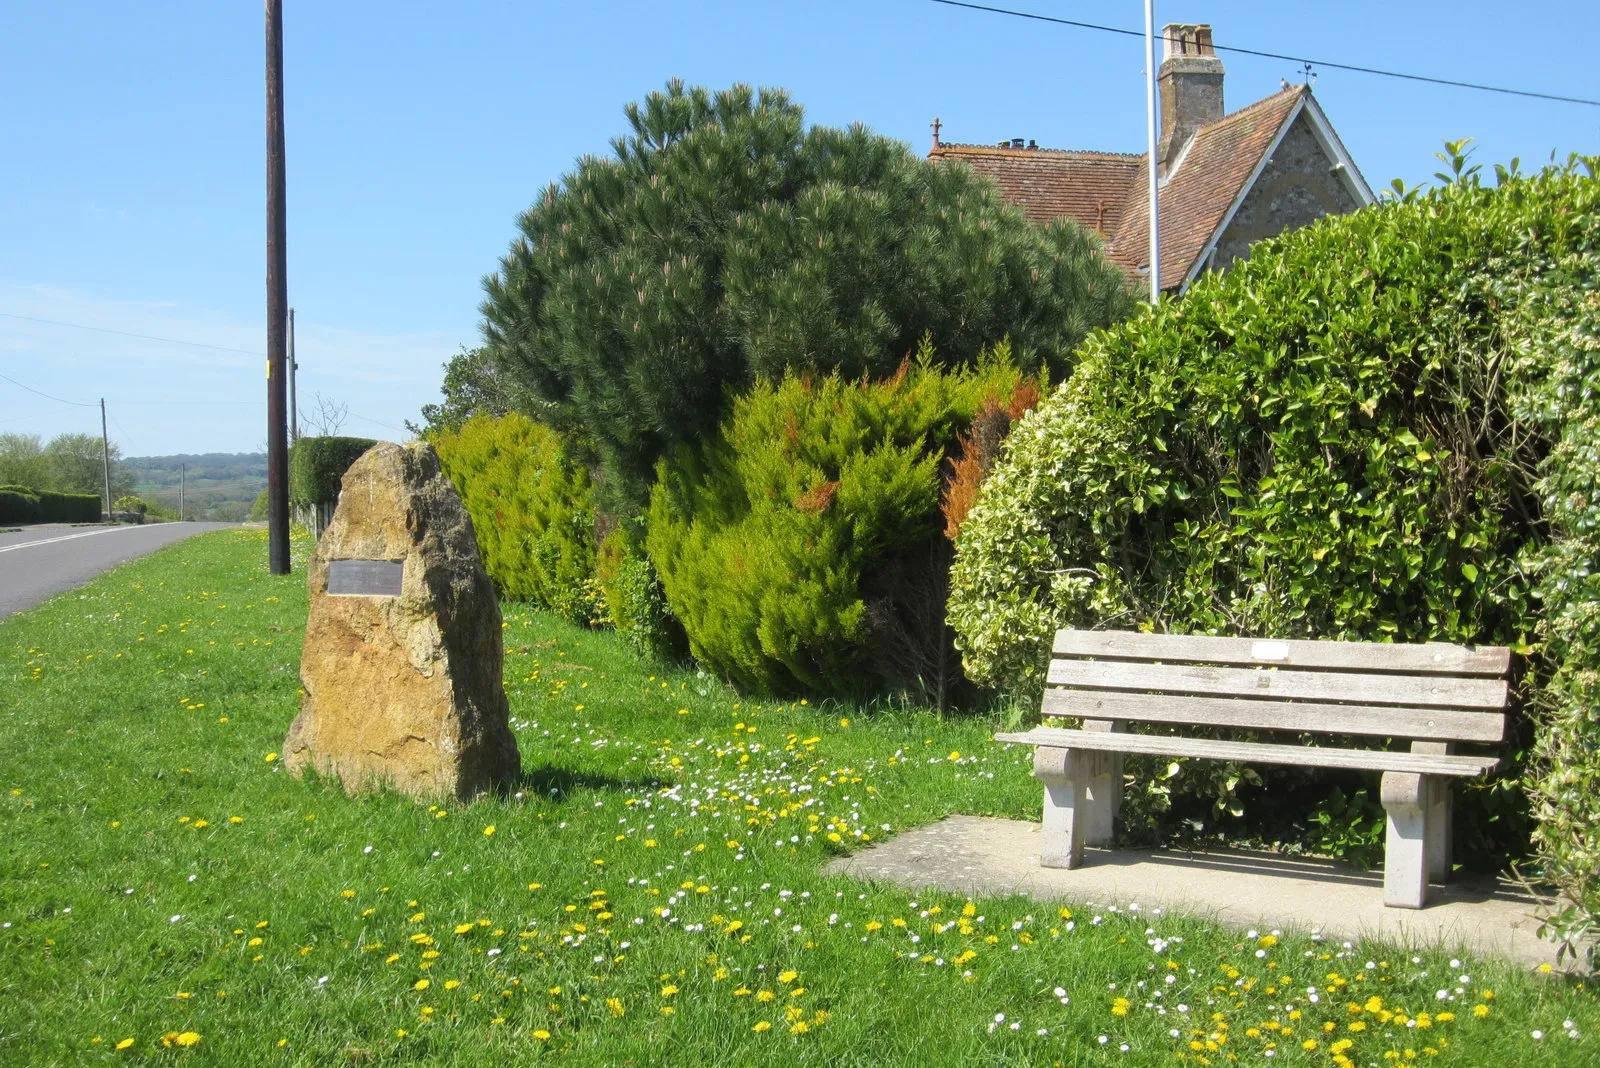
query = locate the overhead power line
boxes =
[927,0,1600,108]
[0,310,264,356]
[2,370,411,441]
[0,371,98,408]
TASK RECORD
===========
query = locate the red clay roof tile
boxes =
[930,85,1309,290]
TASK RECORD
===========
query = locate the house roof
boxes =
[924,143,1142,237]
[929,85,1372,290]
[1109,86,1306,289]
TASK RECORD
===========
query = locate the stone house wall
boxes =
[1209,113,1362,273]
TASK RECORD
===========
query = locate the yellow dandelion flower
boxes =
[340,889,355,898]
[661,984,679,997]
[756,990,776,1002]
[483,825,496,837]
[115,1038,135,1050]
[778,970,798,984]
[454,923,474,935]
[264,752,278,763]
[753,1021,772,1032]
[1473,1005,1489,1017]
[444,980,460,990]
[414,979,430,991]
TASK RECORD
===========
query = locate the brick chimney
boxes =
[1158,23,1224,177]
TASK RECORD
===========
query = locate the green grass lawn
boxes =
[1,529,1594,1066]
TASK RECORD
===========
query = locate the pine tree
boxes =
[481,80,1133,509]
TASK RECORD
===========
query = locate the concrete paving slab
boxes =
[823,814,1562,969]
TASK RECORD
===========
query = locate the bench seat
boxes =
[995,628,1512,909]
[994,727,1500,778]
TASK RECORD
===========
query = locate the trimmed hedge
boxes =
[288,437,378,506]
[0,486,40,524]
[947,156,1600,902]
[647,341,1037,701]
[0,484,99,523]
[431,414,601,624]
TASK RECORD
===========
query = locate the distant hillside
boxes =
[126,452,266,521]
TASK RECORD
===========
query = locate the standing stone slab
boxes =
[284,441,520,800]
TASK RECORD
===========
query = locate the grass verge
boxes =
[1,529,1594,1065]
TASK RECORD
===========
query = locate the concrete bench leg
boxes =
[1426,777,1452,882]
[1381,771,1431,909]
[1085,752,1122,846]
[1034,746,1114,868]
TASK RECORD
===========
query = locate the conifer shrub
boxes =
[113,495,148,515]
[431,413,600,624]
[947,153,1600,931]
[648,340,1038,701]
[481,80,1132,513]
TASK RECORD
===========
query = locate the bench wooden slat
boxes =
[995,727,1500,777]
[1053,630,1512,677]
[1046,659,1508,711]
[1041,688,1506,743]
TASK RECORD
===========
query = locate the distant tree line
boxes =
[0,432,133,500]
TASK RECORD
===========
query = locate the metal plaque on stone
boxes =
[326,559,404,597]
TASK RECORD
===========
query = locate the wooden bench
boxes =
[995,629,1512,909]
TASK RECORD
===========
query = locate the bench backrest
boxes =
[1044,630,1511,745]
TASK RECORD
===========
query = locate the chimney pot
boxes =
[1011,137,1025,149]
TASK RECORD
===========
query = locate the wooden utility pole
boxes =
[288,306,299,443]
[99,398,112,520]
[266,0,290,573]
[179,462,185,521]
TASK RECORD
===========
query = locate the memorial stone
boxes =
[284,441,521,799]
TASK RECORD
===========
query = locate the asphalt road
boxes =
[0,522,236,618]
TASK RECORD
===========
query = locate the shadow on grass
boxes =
[513,762,663,800]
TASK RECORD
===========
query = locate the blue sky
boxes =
[2,1,1595,455]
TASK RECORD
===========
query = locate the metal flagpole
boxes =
[1144,0,1161,301]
